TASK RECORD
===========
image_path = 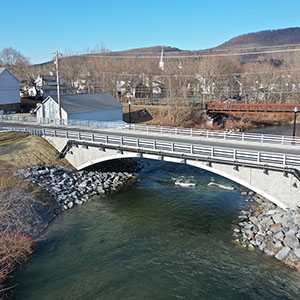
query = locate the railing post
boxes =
[261,135,264,143]
[160,127,163,134]
[257,152,261,163]
[224,132,226,140]
[283,154,287,166]
[43,129,46,136]
[211,147,214,157]
[154,140,156,149]
[190,128,192,136]
[66,131,68,139]
[233,149,237,160]
[175,128,177,135]
[105,136,109,144]
[191,145,194,154]
[242,133,244,142]
[137,139,139,147]
[171,142,175,152]
[146,125,149,133]
[91,133,94,142]
[54,130,57,137]
[206,130,209,138]
[282,136,285,145]
[78,132,81,140]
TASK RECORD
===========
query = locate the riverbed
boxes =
[11,159,300,300]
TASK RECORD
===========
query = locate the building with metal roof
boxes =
[36,93,123,122]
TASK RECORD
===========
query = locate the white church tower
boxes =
[159,46,164,70]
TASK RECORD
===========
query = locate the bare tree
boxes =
[0,47,31,81]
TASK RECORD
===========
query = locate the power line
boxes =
[82,47,300,59]
[58,65,300,79]
[104,43,300,56]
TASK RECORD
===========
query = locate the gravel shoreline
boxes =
[234,194,300,270]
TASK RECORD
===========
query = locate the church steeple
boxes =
[159,46,164,70]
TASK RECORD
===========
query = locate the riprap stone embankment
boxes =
[234,195,300,270]
[16,165,136,211]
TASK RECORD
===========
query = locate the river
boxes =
[11,124,300,300]
[248,123,300,136]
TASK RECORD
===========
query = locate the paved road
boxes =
[1,122,300,156]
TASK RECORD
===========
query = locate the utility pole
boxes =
[55,51,62,119]
[102,72,105,92]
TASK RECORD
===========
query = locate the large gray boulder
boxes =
[275,247,291,261]
[283,230,300,249]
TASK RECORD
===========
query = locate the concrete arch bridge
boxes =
[1,123,300,210]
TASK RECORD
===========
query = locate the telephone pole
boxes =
[55,50,62,119]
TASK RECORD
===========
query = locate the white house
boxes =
[36,93,123,122]
[26,73,70,98]
[0,67,20,110]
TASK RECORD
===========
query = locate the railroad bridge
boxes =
[207,103,300,114]
[1,115,300,210]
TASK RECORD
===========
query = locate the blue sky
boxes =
[1,0,300,64]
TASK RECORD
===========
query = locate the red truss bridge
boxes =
[207,103,300,114]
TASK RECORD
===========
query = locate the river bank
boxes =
[222,114,298,132]
[233,194,300,271]
[0,132,140,298]
[11,159,300,300]
[16,165,137,211]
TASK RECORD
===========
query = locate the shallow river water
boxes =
[12,159,300,300]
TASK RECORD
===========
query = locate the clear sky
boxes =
[1,0,300,64]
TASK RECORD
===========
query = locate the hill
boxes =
[32,27,300,69]
[215,27,300,49]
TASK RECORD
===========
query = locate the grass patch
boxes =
[0,132,72,168]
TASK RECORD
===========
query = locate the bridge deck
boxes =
[1,121,300,157]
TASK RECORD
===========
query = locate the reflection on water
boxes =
[249,123,300,136]
[12,160,300,300]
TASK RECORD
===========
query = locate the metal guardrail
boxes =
[1,126,300,168]
[1,114,300,146]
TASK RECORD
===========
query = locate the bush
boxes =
[0,231,35,295]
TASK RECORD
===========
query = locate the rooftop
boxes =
[44,93,122,114]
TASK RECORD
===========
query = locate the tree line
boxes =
[1,46,300,104]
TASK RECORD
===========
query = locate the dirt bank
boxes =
[122,104,298,131]
[0,133,71,297]
[0,132,141,298]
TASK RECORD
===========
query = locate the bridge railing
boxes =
[1,114,300,146]
[2,125,300,168]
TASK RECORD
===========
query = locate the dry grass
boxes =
[224,114,294,131]
[0,132,72,297]
[123,104,299,130]
[0,231,35,294]
[0,132,72,169]
[0,133,72,209]
[123,104,207,128]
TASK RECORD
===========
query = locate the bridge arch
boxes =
[78,152,291,210]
